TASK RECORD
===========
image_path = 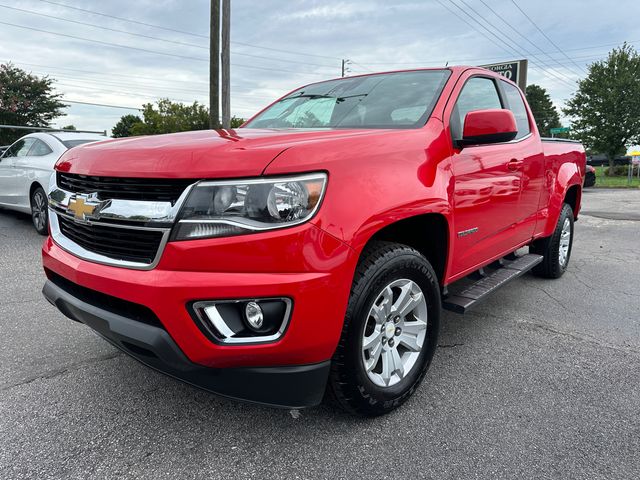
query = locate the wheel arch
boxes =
[29,181,47,206]
[564,183,581,219]
[542,162,583,237]
[358,213,450,285]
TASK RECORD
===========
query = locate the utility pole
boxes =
[221,0,231,129]
[209,0,220,129]
[341,59,351,77]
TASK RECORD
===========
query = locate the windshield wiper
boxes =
[278,94,333,102]
[279,93,368,103]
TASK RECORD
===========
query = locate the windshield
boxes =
[245,70,451,130]
[62,139,101,149]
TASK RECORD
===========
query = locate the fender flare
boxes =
[542,163,582,237]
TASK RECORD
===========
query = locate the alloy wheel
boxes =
[559,217,571,267]
[32,190,47,231]
[361,278,428,387]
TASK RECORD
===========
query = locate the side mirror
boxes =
[457,109,517,147]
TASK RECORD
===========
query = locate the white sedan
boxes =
[0,132,107,234]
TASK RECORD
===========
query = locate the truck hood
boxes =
[56,128,388,178]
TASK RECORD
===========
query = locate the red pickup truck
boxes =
[42,67,585,416]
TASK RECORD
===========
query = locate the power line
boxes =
[558,39,640,53]
[509,0,588,75]
[0,4,205,49]
[28,68,276,101]
[434,0,506,53]
[62,98,258,115]
[61,99,141,110]
[349,61,373,73]
[0,20,328,77]
[476,0,584,76]
[54,81,260,111]
[34,0,342,60]
[358,39,640,66]
[35,0,210,38]
[445,0,577,88]
[7,60,279,98]
[51,76,262,109]
[41,72,210,96]
[453,0,580,82]
[231,40,341,60]
[0,4,338,70]
[435,0,575,89]
[7,60,210,86]
[0,20,208,62]
[55,81,200,104]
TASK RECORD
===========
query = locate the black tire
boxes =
[30,186,49,235]
[327,241,441,416]
[530,203,574,278]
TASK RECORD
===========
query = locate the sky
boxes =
[1,0,639,135]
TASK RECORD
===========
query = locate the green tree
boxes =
[564,43,640,174]
[111,114,142,137]
[0,63,66,144]
[230,116,245,128]
[130,99,209,136]
[525,84,562,137]
[62,124,76,131]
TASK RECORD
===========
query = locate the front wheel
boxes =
[530,203,574,278]
[328,241,441,416]
[31,186,49,235]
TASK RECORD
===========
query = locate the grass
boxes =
[594,166,640,188]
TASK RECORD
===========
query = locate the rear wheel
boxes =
[30,186,49,235]
[328,241,441,416]
[530,203,574,278]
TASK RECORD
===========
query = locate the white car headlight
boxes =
[173,173,327,240]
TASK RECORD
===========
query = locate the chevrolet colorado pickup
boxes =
[42,67,585,416]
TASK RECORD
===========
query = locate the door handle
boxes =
[507,159,522,171]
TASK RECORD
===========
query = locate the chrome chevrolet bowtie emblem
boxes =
[67,193,104,221]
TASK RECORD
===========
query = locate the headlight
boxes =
[173,172,327,240]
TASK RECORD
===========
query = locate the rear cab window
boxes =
[500,80,531,139]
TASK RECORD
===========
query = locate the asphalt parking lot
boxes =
[0,189,638,479]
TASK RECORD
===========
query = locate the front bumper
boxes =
[42,278,329,408]
[42,222,357,407]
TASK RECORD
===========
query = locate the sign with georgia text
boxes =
[479,59,528,90]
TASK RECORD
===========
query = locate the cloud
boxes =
[0,0,638,133]
[276,3,375,21]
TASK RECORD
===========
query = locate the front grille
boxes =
[57,172,194,204]
[58,215,164,264]
[45,269,164,329]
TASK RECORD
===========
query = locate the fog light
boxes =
[191,297,291,344]
[245,301,264,330]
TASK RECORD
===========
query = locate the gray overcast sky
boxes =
[1,0,638,134]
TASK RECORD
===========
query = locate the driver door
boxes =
[0,138,35,206]
[446,75,523,278]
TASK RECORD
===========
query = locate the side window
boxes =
[28,139,53,156]
[451,77,502,141]
[4,139,35,158]
[15,138,36,157]
[501,81,531,139]
[3,140,24,158]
